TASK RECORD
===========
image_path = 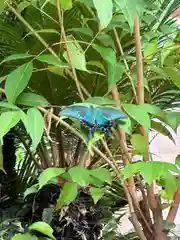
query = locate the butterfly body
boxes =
[60,104,127,139]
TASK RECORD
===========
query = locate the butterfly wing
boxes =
[60,105,89,121]
[96,107,127,125]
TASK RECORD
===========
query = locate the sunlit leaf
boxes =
[16,93,50,107]
[90,168,112,184]
[0,0,6,14]
[22,108,44,151]
[161,41,179,66]
[36,54,65,67]
[144,38,158,60]
[0,101,20,110]
[60,0,72,10]
[29,222,55,240]
[92,0,113,29]
[38,167,65,189]
[68,166,89,186]
[0,53,33,65]
[12,233,37,240]
[5,62,33,103]
[56,182,78,209]
[90,187,104,203]
[63,36,87,71]
[24,184,39,199]
[0,111,21,138]
[131,134,147,157]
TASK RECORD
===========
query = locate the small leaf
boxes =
[5,62,33,103]
[144,38,158,59]
[108,64,125,92]
[131,134,147,157]
[56,182,78,209]
[16,93,50,107]
[90,168,111,184]
[38,168,66,189]
[0,111,21,138]
[60,0,72,10]
[1,53,33,65]
[0,101,20,110]
[90,187,104,203]
[161,41,179,66]
[163,67,180,89]
[123,104,150,130]
[68,166,89,186]
[29,222,56,240]
[63,37,87,71]
[36,54,64,67]
[12,233,37,240]
[24,184,39,199]
[23,108,44,151]
[92,0,113,29]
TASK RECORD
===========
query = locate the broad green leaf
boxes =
[161,41,179,66]
[0,111,21,138]
[69,28,93,37]
[17,1,31,13]
[144,38,158,60]
[38,168,65,189]
[114,0,145,31]
[16,93,50,107]
[87,61,106,73]
[162,172,178,200]
[163,67,180,89]
[108,64,125,92]
[90,168,112,184]
[84,97,118,105]
[63,37,87,71]
[123,104,150,130]
[131,134,147,157]
[29,222,55,240]
[24,108,44,151]
[92,0,113,29]
[123,162,142,179]
[151,120,175,144]
[24,184,39,199]
[140,104,165,119]
[0,53,33,65]
[0,101,20,110]
[56,182,78,209]
[5,62,33,103]
[60,0,72,10]
[12,233,37,240]
[90,187,104,203]
[68,166,89,186]
[92,44,116,65]
[0,0,6,14]
[36,54,65,67]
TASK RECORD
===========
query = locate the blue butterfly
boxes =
[60,104,127,139]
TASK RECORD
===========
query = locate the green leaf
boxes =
[69,28,93,37]
[0,111,21,138]
[36,54,65,67]
[108,64,125,92]
[163,67,180,89]
[90,187,104,203]
[0,101,20,110]
[38,168,66,189]
[161,41,179,66]
[175,155,180,168]
[131,134,147,157]
[68,166,89,186]
[151,120,175,144]
[114,0,145,31]
[12,233,37,240]
[123,104,150,130]
[29,222,56,240]
[92,44,116,65]
[144,38,158,59]
[5,62,33,103]
[56,182,78,209]
[60,0,72,10]
[0,145,5,173]
[0,53,34,65]
[22,108,44,151]
[90,168,112,184]
[24,184,39,199]
[0,0,6,14]
[63,37,87,71]
[17,1,31,13]
[16,93,50,107]
[162,172,178,200]
[87,61,106,73]
[92,0,113,29]
[25,29,60,38]
[84,97,118,105]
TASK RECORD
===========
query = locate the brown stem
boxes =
[56,0,84,101]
